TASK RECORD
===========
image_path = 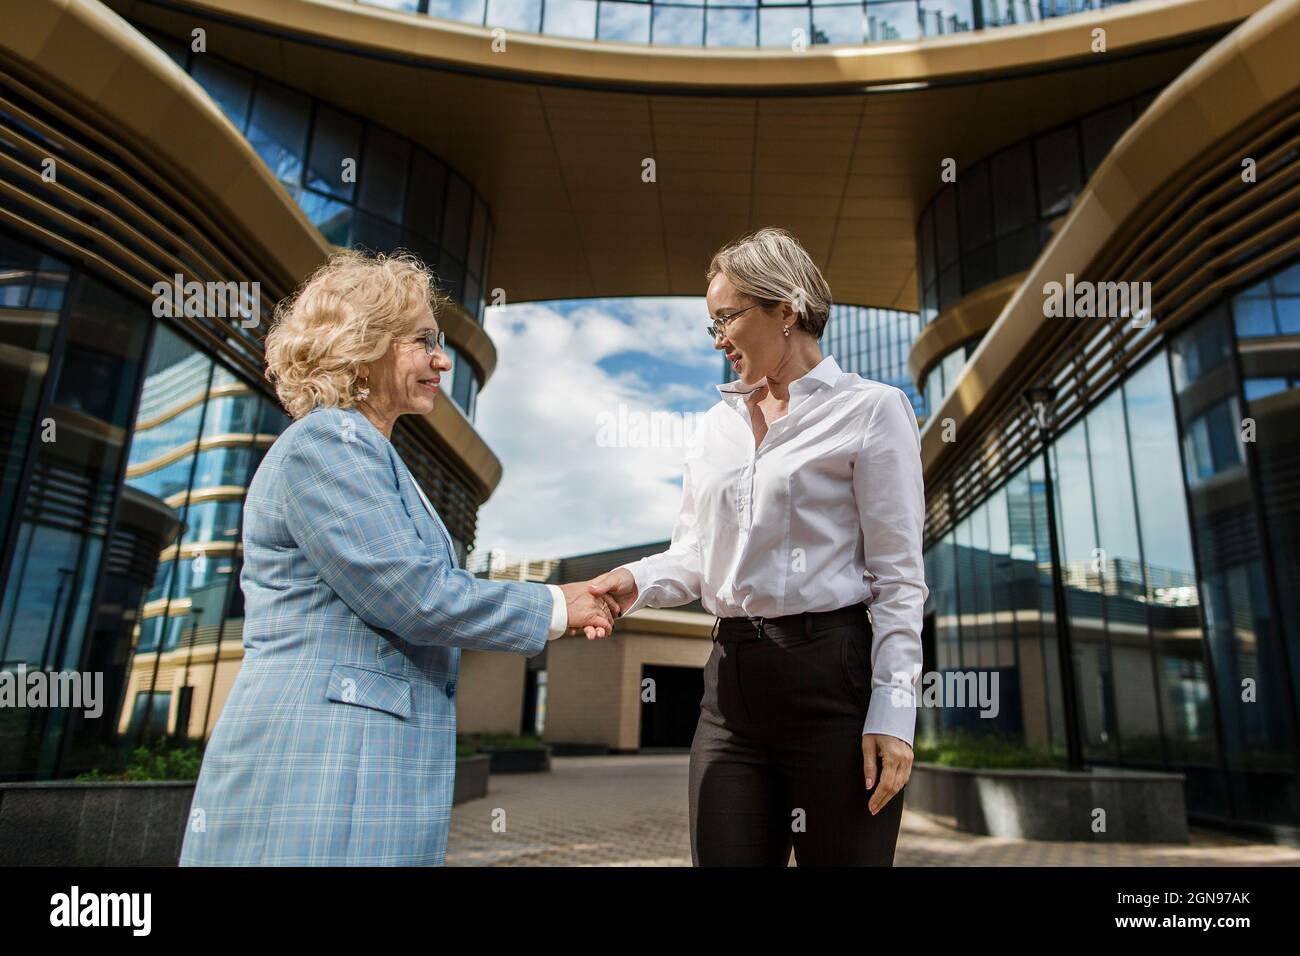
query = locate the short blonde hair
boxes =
[706,226,832,338]
[264,249,447,419]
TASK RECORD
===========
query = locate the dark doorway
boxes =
[640,664,704,749]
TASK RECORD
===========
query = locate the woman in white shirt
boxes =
[590,227,927,866]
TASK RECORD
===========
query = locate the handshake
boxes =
[558,568,639,639]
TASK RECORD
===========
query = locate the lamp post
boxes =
[1023,385,1084,772]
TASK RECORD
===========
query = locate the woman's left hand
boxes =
[862,733,913,815]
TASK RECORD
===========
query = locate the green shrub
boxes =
[457,732,543,751]
[912,730,1061,770]
[75,739,204,782]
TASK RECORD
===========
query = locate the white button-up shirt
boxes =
[619,355,927,744]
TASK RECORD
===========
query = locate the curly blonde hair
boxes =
[264,249,447,419]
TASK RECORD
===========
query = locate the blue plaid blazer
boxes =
[179,406,551,866]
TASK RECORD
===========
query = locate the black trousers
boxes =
[688,604,905,866]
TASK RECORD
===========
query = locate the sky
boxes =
[470,297,723,564]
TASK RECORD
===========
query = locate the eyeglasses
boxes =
[405,329,447,356]
[706,304,761,341]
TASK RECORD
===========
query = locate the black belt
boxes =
[712,604,868,642]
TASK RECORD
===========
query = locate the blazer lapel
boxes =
[396,463,458,567]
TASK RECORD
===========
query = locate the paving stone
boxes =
[446,755,1300,867]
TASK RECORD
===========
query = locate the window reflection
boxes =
[145,29,493,328]
[0,261,150,777]
[918,89,1155,326]
[922,344,1231,807]
[1171,302,1297,822]
[121,324,289,744]
[353,0,1142,46]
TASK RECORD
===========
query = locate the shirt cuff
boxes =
[863,685,917,747]
[544,584,568,640]
[618,561,653,616]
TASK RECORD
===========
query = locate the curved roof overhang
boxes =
[108,0,1266,308]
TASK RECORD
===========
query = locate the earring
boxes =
[783,325,791,337]
[354,374,370,403]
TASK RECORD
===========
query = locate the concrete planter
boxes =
[453,754,490,803]
[907,762,1189,843]
[479,745,552,774]
[0,780,195,866]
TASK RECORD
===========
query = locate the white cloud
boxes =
[470,298,718,564]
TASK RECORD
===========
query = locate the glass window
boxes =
[1231,289,1278,338]
[1088,387,1162,760]
[467,197,489,280]
[598,0,652,41]
[427,0,488,23]
[811,5,864,44]
[758,6,808,47]
[1170,305,1296,823]
[0,232,69,555]
[958,162,992,252]
[191,57,253,131]
[924,0,974,33]
[406,149,448,245]
[708,8,758,46]
[543,0,599,37]
[938,262,961,311]
[955,511,976,669]
[1234,264,1300,785]
[995,223,1039,276]
[652,5,705,44]
[298,191,354,246]
[934,186,959,269]
[990,141,1035,236]
[126,691,171,743]
[0,275,150,779]
[961,245,995,292]
[919,205,936,304]
[353,211,403,253]
[246,80,310,187]
[487,0,544,30]
[306,105,363,201]
[358,125,411,223]
[1081,100,1133,180]
[1034,126,1082,218]
[1123,354,1216,768]
[868,1,922,41]
[441,173,472,262]
[1050,417,1116,759]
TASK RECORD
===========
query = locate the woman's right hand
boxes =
[559,582,618,639]
[587,568,639,616]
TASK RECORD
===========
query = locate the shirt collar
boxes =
[716,354,842,404]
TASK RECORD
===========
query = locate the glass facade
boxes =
[120,325,291,744]
[916,88,1158,327]
[723,304,925,419]
[921,257,1300,829]
[358,0,1141,47]
[143,29,494,332]
[0,228,163,778]
[922,335,981,417]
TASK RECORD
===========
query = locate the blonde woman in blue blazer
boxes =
[180,250,617,866]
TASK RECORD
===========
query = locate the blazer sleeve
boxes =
[279,409,550,655]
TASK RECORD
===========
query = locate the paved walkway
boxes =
[446,754,1300,866]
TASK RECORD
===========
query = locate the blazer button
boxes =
[445,680,457,698]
